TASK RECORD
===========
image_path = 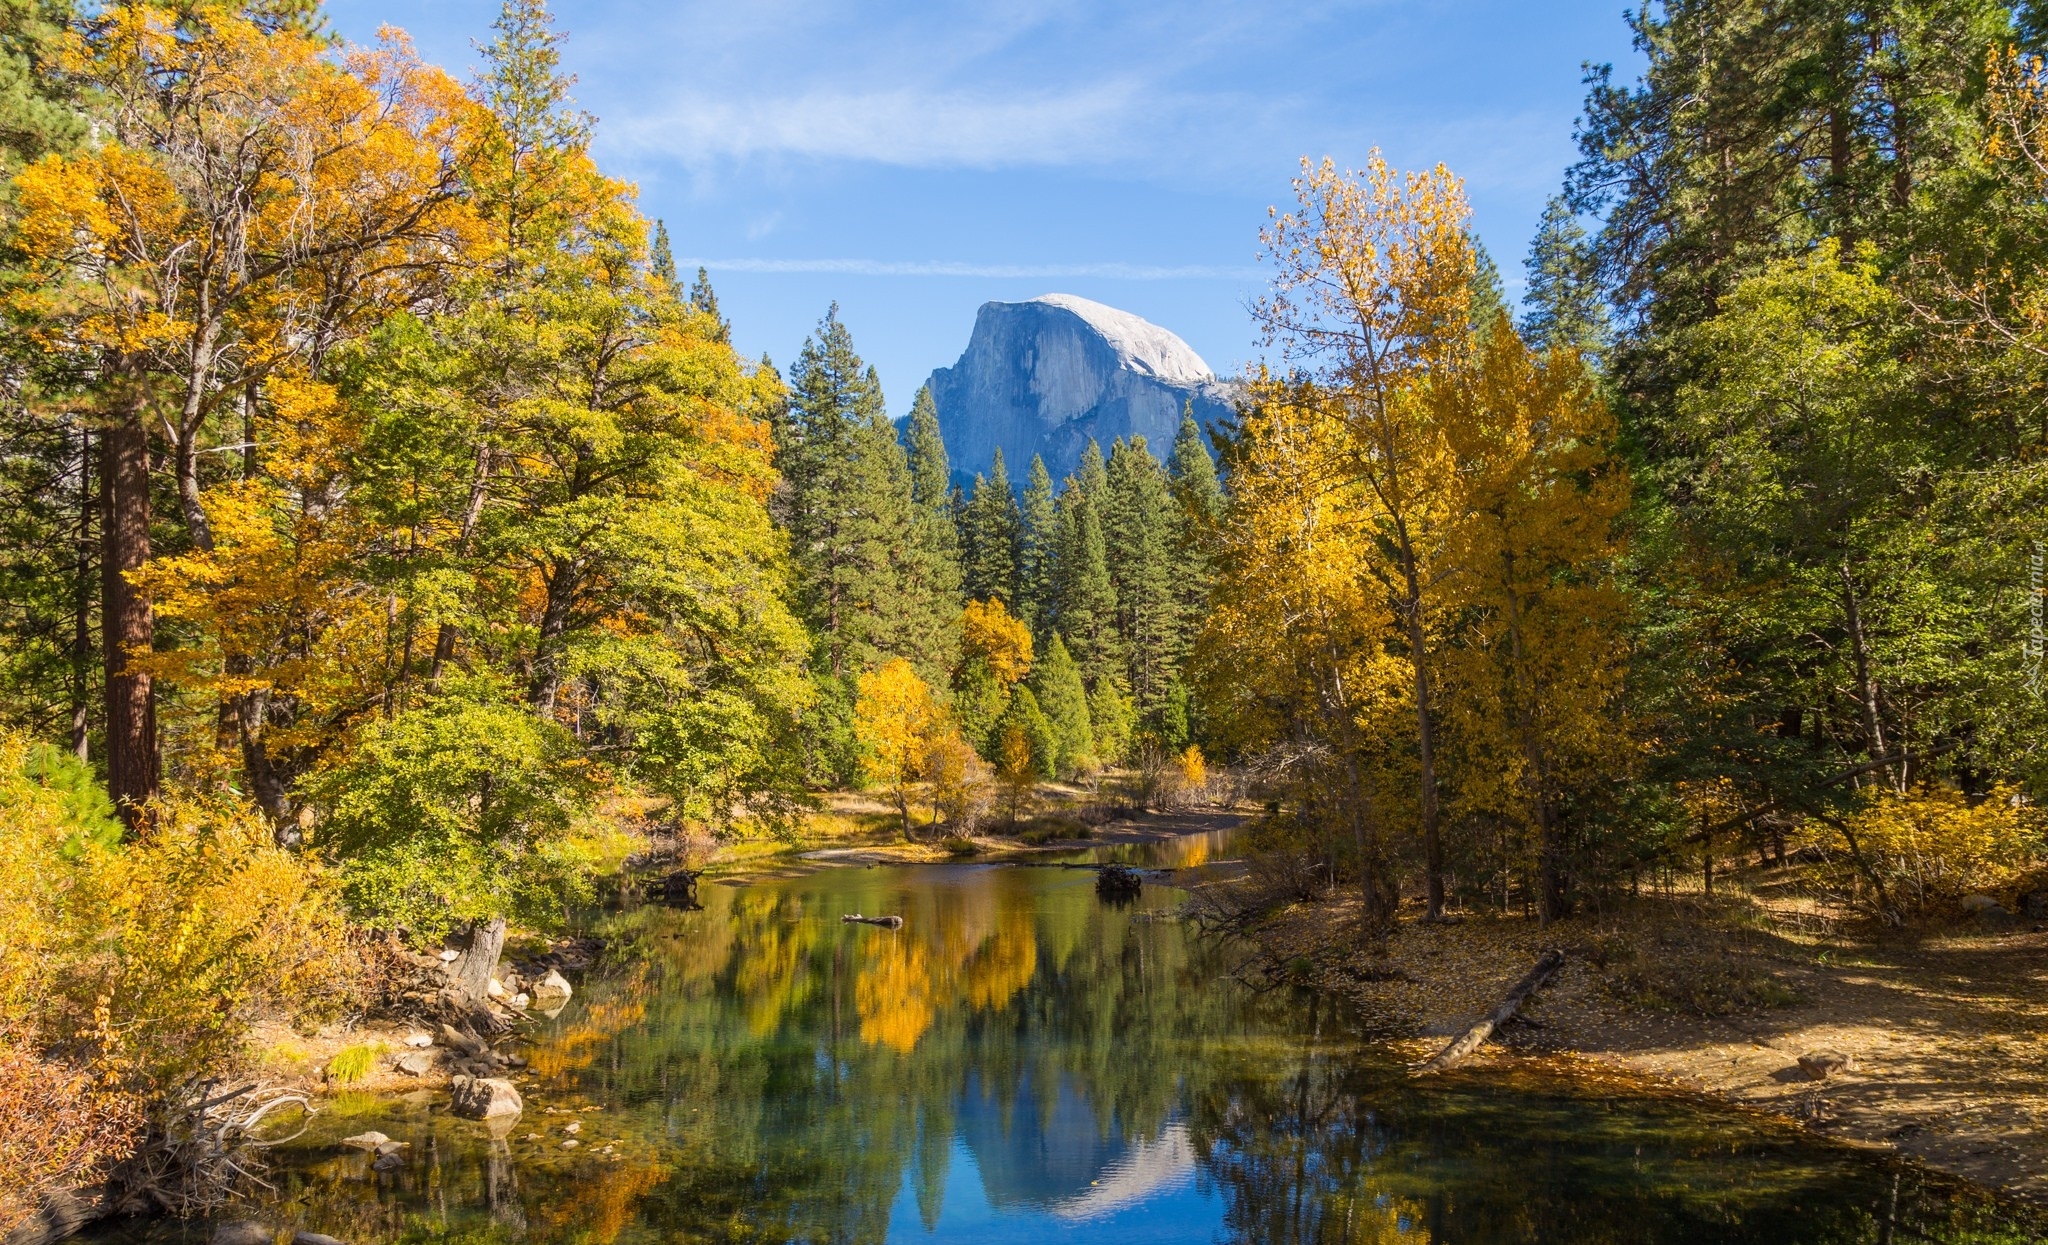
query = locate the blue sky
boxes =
[321,0,1641,414]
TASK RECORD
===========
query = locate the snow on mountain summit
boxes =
[1024,294,1216,386]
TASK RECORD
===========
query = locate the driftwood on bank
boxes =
[841,913,903,929]
[1413,949,1565,1075]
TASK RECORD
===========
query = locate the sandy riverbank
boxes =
[1240,890,2048,1203]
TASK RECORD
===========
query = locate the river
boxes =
[92,831,2042,1244]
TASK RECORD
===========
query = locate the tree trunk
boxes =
[102,385,158,824]
[1500,553,1567,924]
[530,560,580,715]
[71,426,94,761]
[430,445,492,684]
[1838,561,1894,790]
[446,916,506,1005]
[1414,949,1565,1073]
[1399,546,1446,919]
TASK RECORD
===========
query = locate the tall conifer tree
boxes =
[1052,482,1120,686]
[1029,633,1093,775]
[1101,437,1178,716]
[1167,411,1222,725]
[689,266,731,343]
[779,307,950,687]
[961,449,1019,606]
[1017,454,1058,639]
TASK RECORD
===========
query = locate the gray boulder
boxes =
[449,1075,523,1121]
[926,294,1236,487]
[532,969,573,1003]
[394,1050,435,1076]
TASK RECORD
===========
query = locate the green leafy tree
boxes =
[316,679,606,938]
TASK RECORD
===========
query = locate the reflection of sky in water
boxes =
[889,1133,1212,1243]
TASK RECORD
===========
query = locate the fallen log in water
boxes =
[1413,949,1565,1075]
[841,913,903,929]
[1095,864,1143,900]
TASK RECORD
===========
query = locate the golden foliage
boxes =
[959,598,1033,687]
[855,934,935,1054]
[855,659,946,835]
[0,734,356,1087]
[1831,786,2045,918]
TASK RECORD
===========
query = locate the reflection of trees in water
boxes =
[539,866,1240,1242]
[1188,1034,2044,1245]
[299,869,2044,1245]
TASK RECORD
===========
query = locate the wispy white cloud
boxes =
[676,257,1261,279]
[611,81,1156,169]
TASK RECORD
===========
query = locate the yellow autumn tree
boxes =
[959,598,1034,688]
[855,658,945,837]
[1245,153,1477,918]
[1438,321,1632,923]
[1200,378,1416,926]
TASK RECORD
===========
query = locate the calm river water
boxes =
[99,832,2042,1245]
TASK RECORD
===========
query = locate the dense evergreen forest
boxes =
[3,0,2048,1226]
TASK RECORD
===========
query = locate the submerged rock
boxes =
[337,1131,388,1152]
[212,1224,272,1245]
[926,293,1235,485]
[450,1075,523,1121]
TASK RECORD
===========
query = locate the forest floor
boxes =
[1237,873,2048,1203]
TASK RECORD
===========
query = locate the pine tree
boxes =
[999,684,1060,780]
[1166,411,1222,737]
[1075,439,1108,502]
[1029,634,1093,775]
[903,386,952,512]
[781,306,951,687]
[650,219,682,300]
[1100,437,1178,717]
[1052,484,1121,687]
[1016,454,1058,640]
[1520,196,1608,360]
[689,265,731,343]
[1088,678,1135,765]
[961,449,1019,606]
[902,384,964,628]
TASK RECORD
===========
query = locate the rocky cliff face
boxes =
[926,294,1236,485]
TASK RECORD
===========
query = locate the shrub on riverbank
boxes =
[1823,786,2046,923]
[0,735,359,1227]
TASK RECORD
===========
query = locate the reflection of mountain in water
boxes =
[954,1071,1194,1219]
